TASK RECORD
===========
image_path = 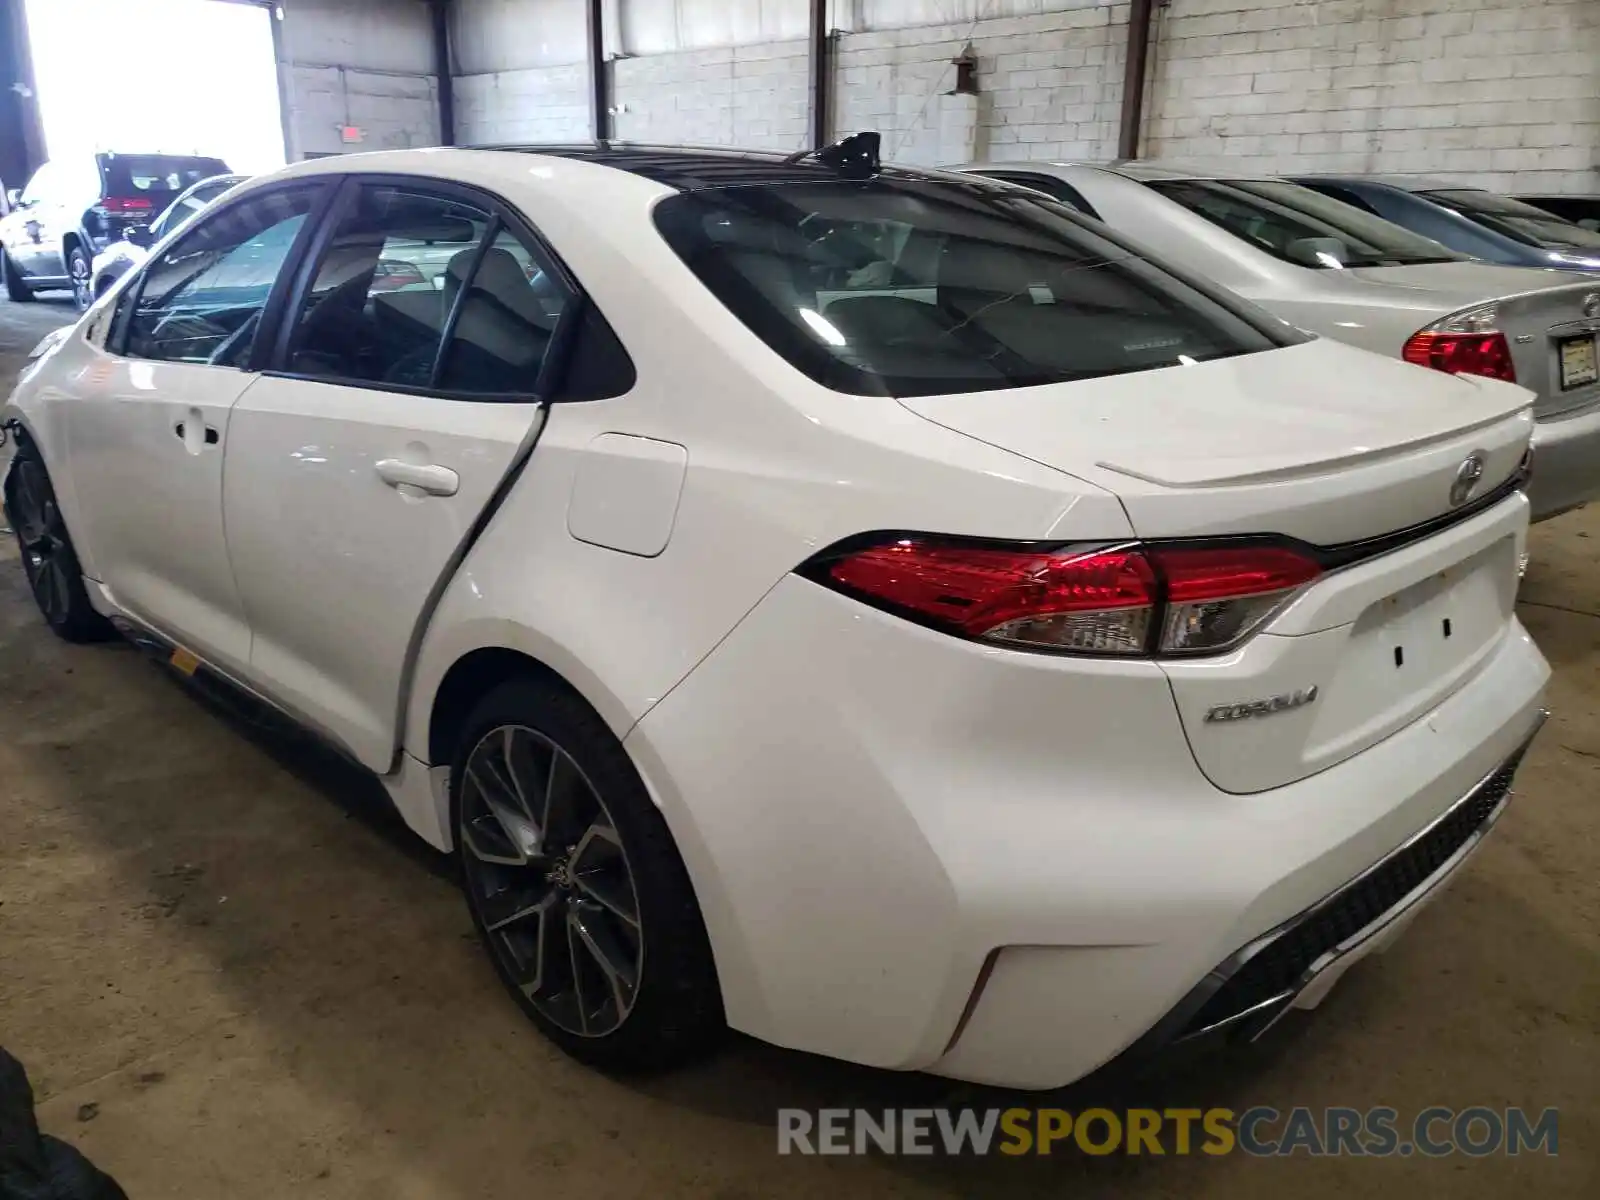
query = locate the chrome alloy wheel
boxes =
[459,724,643,1037]
[9,459,74,627]
[69,248,93,311]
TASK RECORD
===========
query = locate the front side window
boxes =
[1423,190,1600,252]
[654,178,1284,397]
[19,163,57,207]
[125,185,319,365]
[285,186,569,395]
[1148,179,1465,269]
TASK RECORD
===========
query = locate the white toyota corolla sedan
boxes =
[2,141,1551,1089]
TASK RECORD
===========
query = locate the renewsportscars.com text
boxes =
[777,1106,1559,1158]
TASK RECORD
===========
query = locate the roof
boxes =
[1293,174,1484,194]
[469,142,939,191]
[1098,158,1286,182]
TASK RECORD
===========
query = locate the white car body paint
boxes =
[566,433,689,556]
[3,147,1551,1089]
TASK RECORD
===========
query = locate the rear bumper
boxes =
[630,572,1550,1090]
[1529,401,1600,519]
[1119,715,1542,1056]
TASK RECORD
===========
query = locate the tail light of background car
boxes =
[95,197,154,214]
[1402,304,1516,383]
[809,537,1322,657]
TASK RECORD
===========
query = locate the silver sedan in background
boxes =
[956,160,1600,520]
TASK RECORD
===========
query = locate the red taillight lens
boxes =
[98,196,153,213]
[1402,330,1516,382]
[816,538,1321,657]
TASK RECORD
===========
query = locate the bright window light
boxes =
[26,0,286,173]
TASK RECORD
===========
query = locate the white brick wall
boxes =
[612,40,811,151]
[447,0,1600,193]
[1144,0,1600,193]
[836,1,1129,166]
[279,0,441,158]
[456,67,590,144]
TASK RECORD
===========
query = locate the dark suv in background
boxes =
[0,151,230,309]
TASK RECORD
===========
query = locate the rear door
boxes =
[222,178,573,769]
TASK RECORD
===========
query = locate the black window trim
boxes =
[976,170,1101,219]
[256,171,611,405]
[108,177,339,363]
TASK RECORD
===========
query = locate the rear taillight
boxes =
[97,196,153,213]
[811,538,1321,657]
[1402,304,1516,383]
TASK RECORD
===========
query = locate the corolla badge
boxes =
[1584,292,1600,319]
[1450,453,1486,508]
[1204,686,1319,724]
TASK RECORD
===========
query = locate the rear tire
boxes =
[67,244,92,311]
[3,250,34,302]
[452,676,725,1073]
[4,444,113,642]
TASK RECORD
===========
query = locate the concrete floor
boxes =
[0,296,1596,1198]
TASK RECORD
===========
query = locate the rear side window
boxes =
[1148,179,1464,269]
[436,228,569,393]
[99,154,231,200]
[654,179,1282,398]
[284,185,491,387]
[1296,182,1382,217]
[1423,190,1600,252]
[283,184,576,397]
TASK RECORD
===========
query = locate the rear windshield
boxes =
[1423,190,1600,252]
[653,178,1286,397]
[98,154,231,200]
[1147,178,1466,269]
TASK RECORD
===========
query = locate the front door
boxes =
[65,183,326,674]
[222,181,570,768]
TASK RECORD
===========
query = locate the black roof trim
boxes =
[467,141,932,191]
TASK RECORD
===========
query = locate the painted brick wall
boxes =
[835,1,1130,166]
[456,67,590,143]
[280,0,441,158]
[612,40,810,150]
[1143,0,1600,193]
[446,0,1599,192]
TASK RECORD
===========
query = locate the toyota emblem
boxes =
[1585,293,1600,319]
[1451,453,1486,507]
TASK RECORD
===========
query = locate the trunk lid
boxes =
[898,338,1533,545]
[1347,263,1600,418]
[898,336,1536,793]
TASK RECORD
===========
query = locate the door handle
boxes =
[173,415,218,453]
[375,458,459,497]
